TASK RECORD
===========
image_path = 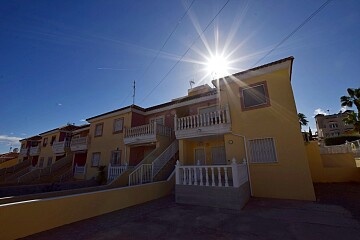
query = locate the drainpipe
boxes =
[229,132,253,196]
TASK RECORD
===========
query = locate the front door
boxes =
[211,146,226,165]
[194,148,205,165]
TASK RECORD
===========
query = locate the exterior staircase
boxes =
[18,154,73,184]
[0,159,31,184]
[128,140,179,186]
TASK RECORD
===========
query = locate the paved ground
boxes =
[23,184,360,240]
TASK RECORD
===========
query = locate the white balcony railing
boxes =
[124,122,172,145]
[70,136,89,151]
[19,147,28,156]
[29,146,41,156]
[128,164,153,186]
[52,141,69,154]
[174,105,231,139]
[107,164,128,182]
[175,158,248,188]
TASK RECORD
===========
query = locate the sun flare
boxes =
[205,54,229,79]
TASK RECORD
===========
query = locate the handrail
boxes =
[152,140,179,177]
[128,164,152,186]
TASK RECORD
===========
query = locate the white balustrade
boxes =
[175,158,248,188]
[125,122,172,139]
[107,163,128,181]
[70,137,88,151]
[29,146,41,156]
[128,164,153,186]
[175,105,231,131]
[52,141,67,154]
[75,164,87,175]
[19,147,28,156]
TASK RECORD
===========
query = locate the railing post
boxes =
[232,157,240,188]
[225,104,231,123]
[175,160,180,184]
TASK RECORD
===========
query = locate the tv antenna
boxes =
[132,80,136,105]
[189,80,195,89]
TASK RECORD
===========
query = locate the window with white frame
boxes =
[113,118,124,133]
[92,152,101,167]
[94,123,103,137]
[111,150,122,165]
[240,82,270,110]
[248,138,277,163]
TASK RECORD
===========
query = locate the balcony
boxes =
[19,147,28,157]
[124,122,172,145]
[29,146,40,156]
[174,105,231,139]
[52,141,69,155]
[70,136,89,152]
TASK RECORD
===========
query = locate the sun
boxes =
[205,54,229,79]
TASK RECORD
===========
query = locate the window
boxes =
[240,82,270,110]
[113,118,124,133]
[50,136,56,146]
[150,116,164,125]
[110,150,122,165]
[39,157,44,168]
[248,138,277,163]
[47,157,53,166]
[94,123,103,137]
[329,123,338,129]
[92,152,101,167]
[42,138,48,147]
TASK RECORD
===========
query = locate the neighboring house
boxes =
[37,124,81,169]
[19,135,42,166]
[315,112,355,140]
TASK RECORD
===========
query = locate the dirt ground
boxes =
[314,182,360,220]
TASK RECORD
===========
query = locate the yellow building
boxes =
[175,57,316,209]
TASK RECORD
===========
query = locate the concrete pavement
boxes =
[22,194,360,240]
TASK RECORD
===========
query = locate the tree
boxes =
[308,127,313,141]
[297,113,308,129]
[340,88,360,133]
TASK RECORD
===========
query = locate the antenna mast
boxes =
[132,80,136,105]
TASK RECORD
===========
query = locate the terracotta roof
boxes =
[0,152,19,163]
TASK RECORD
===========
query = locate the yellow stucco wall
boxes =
[179,137,225,165]
[0,157,19,169]
[0,178,174,240]
[86,112,132,179]
[305,141,360,183]
[217,66,316,201]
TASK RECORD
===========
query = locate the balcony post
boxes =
[225,104,231,123]
[175,160,180,184]
[231,157,240,187]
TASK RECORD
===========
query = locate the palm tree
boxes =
[340,88,360,133]
[340,88,360,112]
[297,113,308,130]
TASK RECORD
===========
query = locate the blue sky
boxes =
[0,0,359,153]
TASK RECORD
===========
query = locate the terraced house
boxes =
[1,56,315,208]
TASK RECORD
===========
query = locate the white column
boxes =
[232,157,240,188]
